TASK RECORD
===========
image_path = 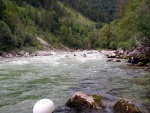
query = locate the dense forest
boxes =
[0,0,150,53]
[98,0,150,49]
[58,0,118,22]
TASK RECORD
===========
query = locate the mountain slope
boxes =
[58,0,118,22]
[98,0,150,49]
[0,0,97,52]
[57,1,95,26]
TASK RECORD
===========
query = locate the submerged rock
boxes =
[106,59,121,62]
[112,59,121,62]
[113,99,142,113]
[66,91,105,111]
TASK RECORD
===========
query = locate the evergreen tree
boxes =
[0,21,16,51]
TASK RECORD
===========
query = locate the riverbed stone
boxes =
[113,59,121,62]
[113,99,142,113]
[106,59,121,62]
[66,91,105,110]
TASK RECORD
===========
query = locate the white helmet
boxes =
[33,99,55,113]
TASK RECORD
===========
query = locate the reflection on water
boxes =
[0,51,149,113]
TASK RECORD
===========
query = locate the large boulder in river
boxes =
[113,99,142,113]
[127,39,150,66]
[66,91,105,110]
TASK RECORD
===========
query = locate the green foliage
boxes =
[0,0,102,51]
[0,21,16,51]
[0,0,62,52]
[135,0,150,36]
[0,0,149,52]
[98,0,150,49]
[2,4,18,33]
[0,0,6,20]
[137,62,143,66]
[60,25,69,37]
[98,24,110,48]
[59,0,118,22]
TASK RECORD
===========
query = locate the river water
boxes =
[0,51,149,113]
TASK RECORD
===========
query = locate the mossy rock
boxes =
[137,62,144,66]
[113,99,142,113]
[92,94,105,109]
[66,91,105,110]
[138,57,149,65]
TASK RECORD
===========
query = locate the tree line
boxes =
[0,0,149,53]
[58,0,118,23]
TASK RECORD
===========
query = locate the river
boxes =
[0,51,149,113]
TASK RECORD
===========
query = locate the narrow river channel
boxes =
[0,51,149,113]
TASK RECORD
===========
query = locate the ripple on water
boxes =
[0,52,149,113]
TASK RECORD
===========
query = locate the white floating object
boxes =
[33,99,55,113]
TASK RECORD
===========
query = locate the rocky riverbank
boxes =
[0,50,59,59]
[102,42,150,68]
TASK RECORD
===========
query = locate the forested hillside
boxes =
[0,0,97,52]
[58,0,118,22]
[0,0,149,53]
[0,0,63,52]
[98,0,150,49]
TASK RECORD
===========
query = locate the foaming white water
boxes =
[9,60,30,65]
[21,51,104,65]
[77,54,105,63]
[2,54,62,66]
[30,55,63,66]
[0,51,105,69]
[61,51,105,63]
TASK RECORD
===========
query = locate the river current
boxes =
[0,51,149,113]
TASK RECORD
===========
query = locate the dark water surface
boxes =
[0,51,149,113]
